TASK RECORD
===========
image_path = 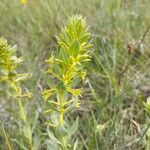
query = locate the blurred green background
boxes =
[0,0,150,149]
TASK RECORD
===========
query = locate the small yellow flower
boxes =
[20,0,28,4]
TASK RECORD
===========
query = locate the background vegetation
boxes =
[0,0,150,149]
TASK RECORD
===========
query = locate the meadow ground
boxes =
[0,0,150,149]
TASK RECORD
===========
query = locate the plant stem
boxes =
[18,99,27,122]
[17,99,34,150]
[58,92,68,150]
[61,137,67,150]
[59,92,64,126]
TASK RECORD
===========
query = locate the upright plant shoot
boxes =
[0,37,33,149]
[43,16,92,149]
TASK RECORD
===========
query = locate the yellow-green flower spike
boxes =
[0,37,30,98]
[43,15,92,127]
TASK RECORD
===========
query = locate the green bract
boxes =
[0,37,22,68]
[43,16,92,126]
